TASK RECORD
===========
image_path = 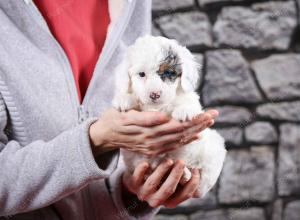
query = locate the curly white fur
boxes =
[112,35,227,198]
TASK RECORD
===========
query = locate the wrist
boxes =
[88,121,106,157]
[122,174,136,195]
[121,176,140,206]
[89,121,103,147]
[88,120,117,156]
[121,174,152,216]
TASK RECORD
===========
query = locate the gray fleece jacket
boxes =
[0,0,158,219]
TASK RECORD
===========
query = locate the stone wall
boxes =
[151,0,300,219]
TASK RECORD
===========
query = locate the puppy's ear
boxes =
[177,46,201,93]
[114,58,131,95]
[112,58,135,111]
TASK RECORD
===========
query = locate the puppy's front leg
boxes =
[180,167,192,185]
[113,93,138,112]
[172,92,203,121]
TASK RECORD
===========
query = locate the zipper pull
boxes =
[78,105,89,124]
[23,0,32,5]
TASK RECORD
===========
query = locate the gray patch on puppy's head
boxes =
[158,47,182,82]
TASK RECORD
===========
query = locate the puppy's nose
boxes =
[149,91,161,101]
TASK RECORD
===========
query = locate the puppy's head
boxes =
[122,36,200,108]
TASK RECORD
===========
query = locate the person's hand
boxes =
[89,108,218,156]
[122,160,200,208]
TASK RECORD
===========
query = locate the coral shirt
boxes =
[34,0,110,103]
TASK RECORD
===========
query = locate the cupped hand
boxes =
[122,160,201,208]
[89,108,218,156]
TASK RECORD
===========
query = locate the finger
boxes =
[131,162,150,187]
[190,112,214,126]
[148,160,185,207]
[193,189,201,198]
[149,119,202,137]
[204,109,219,118]
[184,119,214,137]
[146,130,195,149]
[117,125,145,134]
[122,110,170,127]
[139,159,174,200]
[149,110,216,137]
[158,113,212,136]
[155,135,199,155]
[140,134,199,156]
[150,119,187,136]
[111,133,143,145]
[164,169,200,208]
[149,119,214,151]
[193,109,219,121]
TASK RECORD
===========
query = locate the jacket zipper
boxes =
[24,0,136,124]
[78,105,89,124]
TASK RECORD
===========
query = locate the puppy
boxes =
[112,36,226,198]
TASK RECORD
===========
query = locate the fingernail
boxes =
[177,160,185,168]
[194,190,201,198]
[193,114,205,122]
[209,110,219,118]
[160,113,170,121]
[140,161,149,167]
[192,168,199,175]
[187,134,198,142]
[205,119,214,127]
[192,135,199,141]
[166,159,174,166]
[201,114,210,121]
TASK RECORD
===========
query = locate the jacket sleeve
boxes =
[106,156,160,220]
[0,94,119,216]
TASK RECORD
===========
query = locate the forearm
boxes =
[89,120,118,157]
[121,177,154,217]
[107,165,159,220]
[0,117,118,216]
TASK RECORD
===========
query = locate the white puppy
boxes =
[113,35,226,198]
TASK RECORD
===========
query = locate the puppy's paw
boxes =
[172,105,203,121]
[180,166,192,185]
[112,94,137,112]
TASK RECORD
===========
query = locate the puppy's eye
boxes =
[160,69,178,82]
[164,70,175,76]
[139,72,146,77]
[163,70,176,78]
